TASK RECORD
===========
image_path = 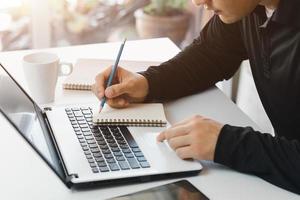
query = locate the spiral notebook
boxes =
[63,58,162,90]
[93,103,167,127]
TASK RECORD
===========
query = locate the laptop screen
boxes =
[0,64,66,183]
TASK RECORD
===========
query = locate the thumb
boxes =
[105,82,129,98]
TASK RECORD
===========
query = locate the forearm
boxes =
[215,124,300,194]
[141,15,247,101]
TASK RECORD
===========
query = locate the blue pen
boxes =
[99,38,127,113]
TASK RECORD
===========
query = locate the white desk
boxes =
[0,38,298,200]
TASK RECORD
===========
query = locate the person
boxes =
[92,0,300,194]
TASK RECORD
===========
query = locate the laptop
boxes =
[0,63,202,188]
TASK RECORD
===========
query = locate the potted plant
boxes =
[134,0,190,45]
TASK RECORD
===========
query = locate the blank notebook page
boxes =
[93,103,167,127]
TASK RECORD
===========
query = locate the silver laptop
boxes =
[0,63,202,188]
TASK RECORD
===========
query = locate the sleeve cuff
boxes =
[138,71,159,102]
[214,124,251,166]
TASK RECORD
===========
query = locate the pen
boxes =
[99,38,127,113]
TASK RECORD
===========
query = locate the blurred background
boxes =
[0,0,273,133]
[0,0,213,50]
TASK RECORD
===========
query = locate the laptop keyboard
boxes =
[65,107,150,173]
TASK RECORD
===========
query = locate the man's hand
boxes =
[92,66,149,108]
[157,115,224,161]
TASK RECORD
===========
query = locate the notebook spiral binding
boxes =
[63,83,92,91]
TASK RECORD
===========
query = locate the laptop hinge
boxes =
[42,107,79,183]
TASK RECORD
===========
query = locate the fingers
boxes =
[93,67,112,99]
[105,82,130,98]
[168,135,191,150]
[157,124,190,142]
[175,146,194,159]
[106,97,129,108]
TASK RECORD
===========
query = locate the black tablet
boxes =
[109,180,209,200]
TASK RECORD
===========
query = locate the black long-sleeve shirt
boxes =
[141,0,300,195]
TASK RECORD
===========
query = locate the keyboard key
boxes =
[99,145,109,149]
[86,154,93,159]
[83,132,92,136]
[82,146,89,151]
[85,135,94,140]
[71,108,80,111]
[73,111,84,117]
[84,151,91,155]
[124,153,134,158]
[127,158,140,169]
[106,139,115,144]
[109,163,120,171]
[91,148,100,153]
[120,144,129,149]
[115,136,124,140]
[118,161,130,170]
[69,116,75,121]
[137,156,147,162]
[82,110,91,115]
[97,140,106,145]
[84,114,92,118]
[93,152,102,157]
[111,147,120,152]
[106,158,116,163]
[109,143,118,148]
[80,124,89,129]
[79,138,85,143]
[80,143,87,147]
[91,128,100,133]
[99,166,109,172]
[122,149,131,154]
[102,149,111,154]
[100,126,109,131]
[114,151,123,156]
[97,161,107,167]
[113,132,122,137]
[78,121,87,125]
[118,140,127,145]
[94,132,101,137]
[87,140,96,144]
[134,152,144,157]
[102,131,111,136]
[140,161,150,168]
[95,135,104,140]
[90,162,97,168]
[75,130,82,135]
[88,143,98,148]
[116,156,125,161]
[76,116,85,121]
[92,168,99,173]
[95,157,104,162]
[73,127,81,132]
[72,125,80,129]
[81,127,90,132]
[104,154,113,159]
[71,121,77,126]
[131,147,141,152]
[88,158,94,163]
[105,135,114,140]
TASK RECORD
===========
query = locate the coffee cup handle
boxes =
[58,62,73,76]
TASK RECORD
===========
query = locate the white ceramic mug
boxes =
[23,52,73,104]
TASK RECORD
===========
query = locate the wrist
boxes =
[137,72,152,102]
